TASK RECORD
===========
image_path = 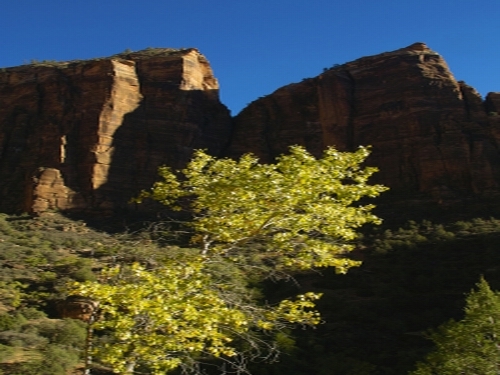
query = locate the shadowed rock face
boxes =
[0,49,231,214]
[1,44,499,214]
[227,43,500,202]
[57,296,99,322]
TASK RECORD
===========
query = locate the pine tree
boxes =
[410,278,500,375]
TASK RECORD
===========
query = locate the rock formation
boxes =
[57,296,99,322]
[227,43,500,203]
[1,43,499,214]
[0,49,231,214]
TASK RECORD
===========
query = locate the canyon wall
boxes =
[227,43,500,203]
[1,43,499,214]
[0,49,231,213]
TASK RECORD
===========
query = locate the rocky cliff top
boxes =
[0,43,499,215]
[3,47,194,69]
[0,48,231,214]
[228,43,500,206]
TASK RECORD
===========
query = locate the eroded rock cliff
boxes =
[0,49,231,213]
[1,44,499,214]
[227,43,500,203]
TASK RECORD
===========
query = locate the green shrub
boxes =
[0,313,26,331]
[17,308,46,320]
[0,344,14,362]
[70,267,96,282]
[0,331,48,347]
[0,282,25,309]
[4,344,79,375]
[36,318,86,348]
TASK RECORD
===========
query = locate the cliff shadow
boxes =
[87,87,231,226]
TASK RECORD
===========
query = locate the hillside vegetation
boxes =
[0,213,177,374]
[1,212,500,374]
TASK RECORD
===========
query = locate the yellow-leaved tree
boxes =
[70,145,387,374]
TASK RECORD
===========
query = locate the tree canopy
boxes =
[137,145,388,273]
[69,145,387,374]
[71,257,321,374]
[410,278,500,375]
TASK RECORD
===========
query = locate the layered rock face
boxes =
[227,43,500,202]
[0,49,231,213]
[1,44,499,214]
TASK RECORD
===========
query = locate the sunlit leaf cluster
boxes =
[72,145,386,374]
[138,146,387,272]
[70,258,321,374]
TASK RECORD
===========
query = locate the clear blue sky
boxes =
[2,0,499,115]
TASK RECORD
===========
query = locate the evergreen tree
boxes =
[410,278,500,375]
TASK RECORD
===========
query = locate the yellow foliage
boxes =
[137,145,387,272]
[74,145,386,374]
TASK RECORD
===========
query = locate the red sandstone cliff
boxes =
[227,43,500,202]
[1,44,500,214]
[0,48,231,213]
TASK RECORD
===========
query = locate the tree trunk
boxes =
[124,360,136,374]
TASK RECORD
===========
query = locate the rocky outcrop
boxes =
[0,49,231,214]
[57,296,99,322]
[486,92,500,114]
[227,43,500,202]
[1,44,500,214]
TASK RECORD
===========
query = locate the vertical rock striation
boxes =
[227,43,500,202]
[1,44,499,214]
[0,49,231,213]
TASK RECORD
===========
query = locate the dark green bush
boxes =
[17,307,46,320]
[5,344,79,375]
[35,318,86,348]
[0,331,48,347]
[0,313,26,331]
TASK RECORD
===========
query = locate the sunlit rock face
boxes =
[0,49,231,214]
[227,43,500,202]
[1,44,500,215]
